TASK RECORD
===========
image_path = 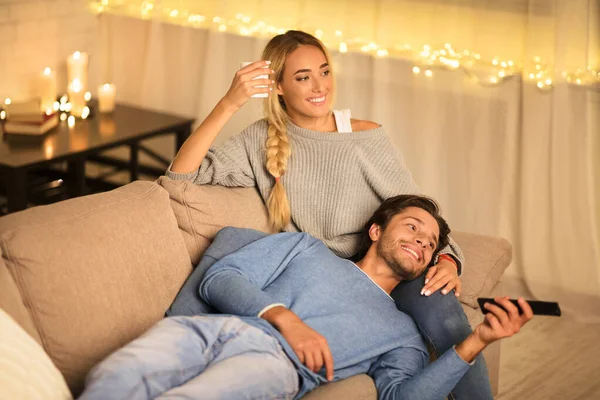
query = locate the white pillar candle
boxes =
[39,67,57,113]
[98,83,116,113]
[68,78,85,117]
[67,51,89,91]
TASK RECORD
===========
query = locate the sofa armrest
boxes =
[452,231,512,309]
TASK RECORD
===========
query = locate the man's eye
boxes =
[430,243,435,249]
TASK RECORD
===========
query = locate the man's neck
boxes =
[354,257,402,294]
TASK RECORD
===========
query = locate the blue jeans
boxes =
[391,273,494,400]
[79,316,299,400]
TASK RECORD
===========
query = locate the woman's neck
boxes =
[287,110,337,132]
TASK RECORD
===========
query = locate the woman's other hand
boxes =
[420,257,461,297]
[221,60,274,111]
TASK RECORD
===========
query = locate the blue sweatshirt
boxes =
[198,227,472,400]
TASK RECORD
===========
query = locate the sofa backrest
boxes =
[0,181,192,395]
[157,177,276,266]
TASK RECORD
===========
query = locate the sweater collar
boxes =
[285,119,387,142]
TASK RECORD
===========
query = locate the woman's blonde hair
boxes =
[261,30,334,231]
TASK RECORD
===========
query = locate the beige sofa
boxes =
[0,177,512,399]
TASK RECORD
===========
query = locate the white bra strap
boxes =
[333,109,353,133]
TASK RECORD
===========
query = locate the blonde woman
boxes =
[167,30,492,399]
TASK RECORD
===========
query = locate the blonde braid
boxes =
[266,123,291,230]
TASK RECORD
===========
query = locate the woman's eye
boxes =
[429,243,435,249]
[408,224,416,231]
[322,70,330,76]
[296,76,308,81]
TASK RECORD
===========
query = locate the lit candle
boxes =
[68,78,86,117]
[67,51,89,92]
[40,67,57,113]
[98,83,116,113]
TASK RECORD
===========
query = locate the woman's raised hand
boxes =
[222,60,274,111]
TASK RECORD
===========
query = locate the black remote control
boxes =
[477,297,561,317]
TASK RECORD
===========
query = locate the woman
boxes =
[167,30,493,399]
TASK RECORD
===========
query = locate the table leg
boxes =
[4,167,28,213]
[175,123,192,151]
[130,142,139,181]
[67,158,86,198]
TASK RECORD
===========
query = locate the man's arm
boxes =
[370,297,533,399]
[199,229,317,316]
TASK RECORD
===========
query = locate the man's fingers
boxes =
[312,349,324,373]
[517,297,534,320]
[304,352,315,372]
[322,345,335,381]
[484,302,510,328]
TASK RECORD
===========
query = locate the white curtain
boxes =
[95,0,600,320]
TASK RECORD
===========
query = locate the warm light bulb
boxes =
[376,49,388,57]
[169,10,178,17]
[81,106,90,119]
[73,51,81,60]
[339,42,348,53]
[528,73,535,79]
[4,98,11,105]
[492,59,498,66]
[490,76,498,83]
[0,110,6,120]
[43,67,51,76]
[315,29,323,39]
[413,66,421,74]
[84,91,92,101]
[335,30,342,37]
[498,71,506,77]
[425,69,433,77]
[60,95,68,104]
[68,115,75,127]
[218,24,227,32]
[53,101,60,111]
[60,113,67,121]
[545,78,552,85]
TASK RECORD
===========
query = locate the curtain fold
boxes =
[96,0,600,320]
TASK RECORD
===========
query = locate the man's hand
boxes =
[455,296,533,363]
[261,306,334,381]
[420,257,461,297]
[475,296,533,344]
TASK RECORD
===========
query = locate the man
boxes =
[79,195,532,400]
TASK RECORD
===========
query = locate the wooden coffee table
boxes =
[0,102,194,213]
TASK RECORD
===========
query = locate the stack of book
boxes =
[2,98,59,135]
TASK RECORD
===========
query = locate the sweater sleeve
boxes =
[165,132,256,187]
[369,343,472,400]
[199,230,319,316]
[367,133,465,274]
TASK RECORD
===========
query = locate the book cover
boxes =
[3,113,59,135]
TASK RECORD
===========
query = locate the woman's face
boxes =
[277,45,334,122]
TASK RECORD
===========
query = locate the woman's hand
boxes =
[420,257,461,297]
[221,60,274,112]
[261,306,334,381]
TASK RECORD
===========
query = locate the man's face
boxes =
[373,207,440,280]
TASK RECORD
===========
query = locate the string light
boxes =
[91,1,600,92]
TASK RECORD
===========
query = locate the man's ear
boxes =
[368,224,381,242]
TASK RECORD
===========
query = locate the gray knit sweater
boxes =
[166,118,465,271]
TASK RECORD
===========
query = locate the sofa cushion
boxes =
[0,181,192,395]
[157,176,275,266]
[452,231,512,309]
[0,309,73,400]
[0,248,41,344]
